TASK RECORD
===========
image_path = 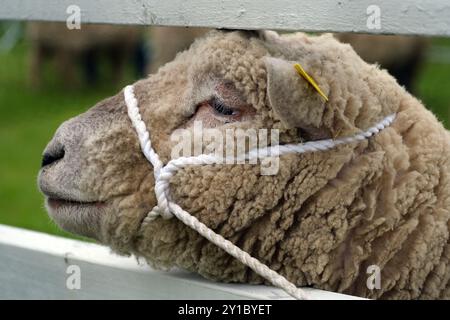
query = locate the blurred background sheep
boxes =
[148,27,209,74]
[0,23,448,237]
[26,22,148,89]
[22,24,432,93]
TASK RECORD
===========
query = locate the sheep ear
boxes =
[264,56,328,136]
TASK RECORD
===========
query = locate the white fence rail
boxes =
[0,224,361,299]
[1,0,450,36]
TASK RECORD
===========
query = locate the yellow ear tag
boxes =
[294,63,329,102]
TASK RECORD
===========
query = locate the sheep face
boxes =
[39,30,441,298]
[38,29,390,272]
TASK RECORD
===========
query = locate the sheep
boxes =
[38,30,450,299]
[27,22,145,88]
[148,28,427,92]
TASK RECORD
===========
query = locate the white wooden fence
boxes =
[1,0,449,300]
[0,225,361,300]
[1,0,450,36]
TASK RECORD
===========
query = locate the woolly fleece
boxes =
[42,31,450,299]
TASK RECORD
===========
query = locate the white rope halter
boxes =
[124,84,396,300]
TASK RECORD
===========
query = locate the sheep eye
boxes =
[210,98,237,116]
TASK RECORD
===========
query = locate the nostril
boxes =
[41,148,65,168]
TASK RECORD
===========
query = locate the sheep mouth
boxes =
[46,197,105,210]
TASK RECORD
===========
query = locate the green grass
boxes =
[417,62,450,128]
[0,38,449,237]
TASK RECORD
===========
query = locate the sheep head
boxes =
[38,30,415,295]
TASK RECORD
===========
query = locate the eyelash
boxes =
[210,98,236,116]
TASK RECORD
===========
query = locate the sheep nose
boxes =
[41,147,65,168]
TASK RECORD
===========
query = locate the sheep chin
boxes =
[45,197,105,240]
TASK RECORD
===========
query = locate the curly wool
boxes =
[79,30,450,299]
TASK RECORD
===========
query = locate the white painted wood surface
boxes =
[0,224,362,300]
[1,0,449,36]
